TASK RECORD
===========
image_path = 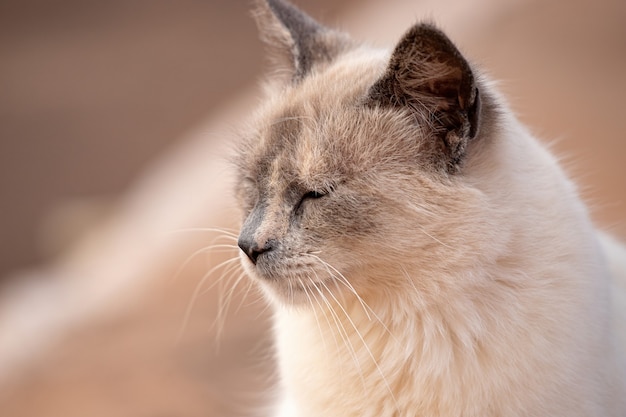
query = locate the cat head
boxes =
[234,0,497,306]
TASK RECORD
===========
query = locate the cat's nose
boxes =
[237,236,274,264]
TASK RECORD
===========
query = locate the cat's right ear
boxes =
[253,0,352,83]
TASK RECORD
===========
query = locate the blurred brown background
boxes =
[0,0,356,281]
[0,0,624,416]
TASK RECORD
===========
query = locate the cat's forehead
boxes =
[244,103,334,188]
[242,55,379,162]
[237,48,426,186]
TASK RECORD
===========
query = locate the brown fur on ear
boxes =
[253,0,352,82]
[367,23,481,172]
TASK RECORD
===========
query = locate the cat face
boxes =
[234,0,488,305]
[234,63,414,303]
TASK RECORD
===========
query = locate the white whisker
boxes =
[214,270,249,343]
[303,253,400,344]
[298,277,328,354]
[167,227,239,238]
[417,225,453,249]
[304,269,344,362]
[234,273,260,314]
[308,275,367,391]
[303,253,371,321]
[170,238,238,285]
[317,279,400,411]
[406,202,439,219]
[176,256,241,344]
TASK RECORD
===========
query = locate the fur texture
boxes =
[234,1,626,416]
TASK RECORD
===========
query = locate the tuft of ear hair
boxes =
[367,23,481,172]
[253,0,352,82]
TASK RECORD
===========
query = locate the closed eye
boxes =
[303,190,327,199]
[294,189,329,215]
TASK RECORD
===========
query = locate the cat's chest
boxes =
[273,306,422,417]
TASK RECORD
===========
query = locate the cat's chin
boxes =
[244,269,338,307]
[258,274,339,306]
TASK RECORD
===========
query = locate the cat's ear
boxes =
[367,23,481,172]
[254,0,352,82]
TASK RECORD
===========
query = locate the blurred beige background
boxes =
[0,0,624,416]
[0,0,352,281]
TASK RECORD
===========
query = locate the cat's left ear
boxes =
[367,24,481,172]
[254,0,352,82]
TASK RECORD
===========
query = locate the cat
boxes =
[232,0,626,416]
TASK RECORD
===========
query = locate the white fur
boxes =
[242,4,626,415]
[269,106,626,416]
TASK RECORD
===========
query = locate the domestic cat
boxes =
[233,0,626,416]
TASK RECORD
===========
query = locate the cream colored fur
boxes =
[236,2,626,416]
[268,59,626,417]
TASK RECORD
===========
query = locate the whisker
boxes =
[317,279,400,411]
[303,253,371,321]
[233,272,261,314]
[176,256,241,344]
[406,202,439,219]
[238,284,268,311]
[400,265,422,296]
[288,278,296,306]
[298,277,329,354]
[417,225,453,249]
[308,275,367,390]
[214,270,249,343]
[199,259,242,296]
[170,241,238,285]
[167,227,239,238]
[303,253,400,346]
[305,270,350,380]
